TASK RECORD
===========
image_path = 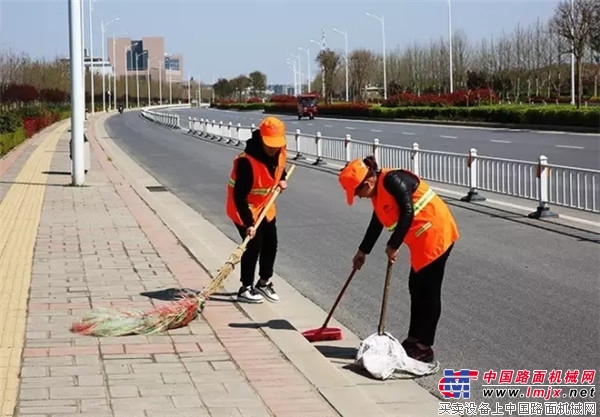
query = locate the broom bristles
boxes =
[201,246,245,298]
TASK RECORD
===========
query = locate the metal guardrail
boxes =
[144,112,600,218]
[139,105,190,128]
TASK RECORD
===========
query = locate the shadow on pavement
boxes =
[42,170,71,175]
[315,345,356,359]
[228,319,296,331]
[140,287,200,301]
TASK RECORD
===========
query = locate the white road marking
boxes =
[371,129,383,132]
[402,132,415,136]
[556,145,585,149]
[490,139,512,144]
[307,123,314,126]
[324,124,333,128]
[346,126,356,130]
[440,135,458,139]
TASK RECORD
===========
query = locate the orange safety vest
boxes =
[226,148,287,226]
[371,169,459,272]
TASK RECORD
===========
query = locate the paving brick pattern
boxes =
[13,118,340,417]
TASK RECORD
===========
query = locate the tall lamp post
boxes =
[88,0,95,113]
[101,17,119,112]
[333,28,349,101]
[123,41,139,109]
[298,47,311,93]
[366,12,387,99]
[570,0,575,105]
[68,0,85,185]
[135,50,148,107]
[448,0,454,93]
[309,39,325,97]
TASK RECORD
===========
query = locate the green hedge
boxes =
[0,105,71,157]
[0,128,26,156]
[0,111,23,134]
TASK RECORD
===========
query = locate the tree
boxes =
[316,49,341,103]
[213,78,233,100]
[348,49,377,101]
[229,75,251,101]
[550,0,597,107]
[248,71,267,97]
[589,2,600,97]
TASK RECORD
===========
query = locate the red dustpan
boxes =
[302,268,358,342]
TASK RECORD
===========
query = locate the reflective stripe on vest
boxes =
[387,187,436,231]
[228,178,274,196]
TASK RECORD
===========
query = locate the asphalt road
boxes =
[174,107,600,170]
[107,111,599,401]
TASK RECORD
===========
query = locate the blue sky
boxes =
[1,0,562,85]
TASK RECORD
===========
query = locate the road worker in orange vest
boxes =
[338,156,459,363]
[226,117,288,303]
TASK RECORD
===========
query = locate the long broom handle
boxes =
[321,267,357,328]
[238,164,296,251]
[378,260,394,335]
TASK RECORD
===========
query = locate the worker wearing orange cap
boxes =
[338,156,459,363]
[226,117,288,303]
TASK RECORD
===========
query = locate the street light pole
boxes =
[135,53,140,107]
[333,28,349,101]
[298,47,311,93]
[367,12,387,99]
[147,60,151,106]
[112,35,117,110]
[159,60,162,105]
[448,0,454,93]
[101,17,119,112]
[135,51,147,107]
[68,0,85,185]
[88,0,94,113]
[310,39,326,98]
[570,0,575,105]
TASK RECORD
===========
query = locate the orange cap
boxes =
[259,117,286,148]
[338,159,369,205]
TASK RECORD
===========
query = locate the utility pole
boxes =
[68,0,85,185]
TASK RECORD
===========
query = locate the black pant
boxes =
[407,244,454,347]
[235,218,278,288]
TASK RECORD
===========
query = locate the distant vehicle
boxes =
[297,94,318,120]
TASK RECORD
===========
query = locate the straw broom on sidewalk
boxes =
[71,166,295,337]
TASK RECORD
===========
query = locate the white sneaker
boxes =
[237,286,263,303]
[255,282,280,302]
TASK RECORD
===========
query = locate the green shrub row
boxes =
[0,128,26,156]
[0,105,71,157]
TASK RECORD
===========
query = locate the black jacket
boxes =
[358,169,420,254]
[233,130,288,228]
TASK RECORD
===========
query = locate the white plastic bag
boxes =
[355,332,439,380]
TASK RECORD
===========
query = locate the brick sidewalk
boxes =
[1,116,341,417]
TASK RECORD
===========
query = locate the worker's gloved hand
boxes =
[278,180,287,191]
[353,250,366,270]
[246,226,256,238]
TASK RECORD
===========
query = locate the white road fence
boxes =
[140,109,600,218]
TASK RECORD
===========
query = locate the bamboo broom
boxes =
[200,164,296,300]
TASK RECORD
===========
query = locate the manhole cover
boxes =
[146,185,168,192]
